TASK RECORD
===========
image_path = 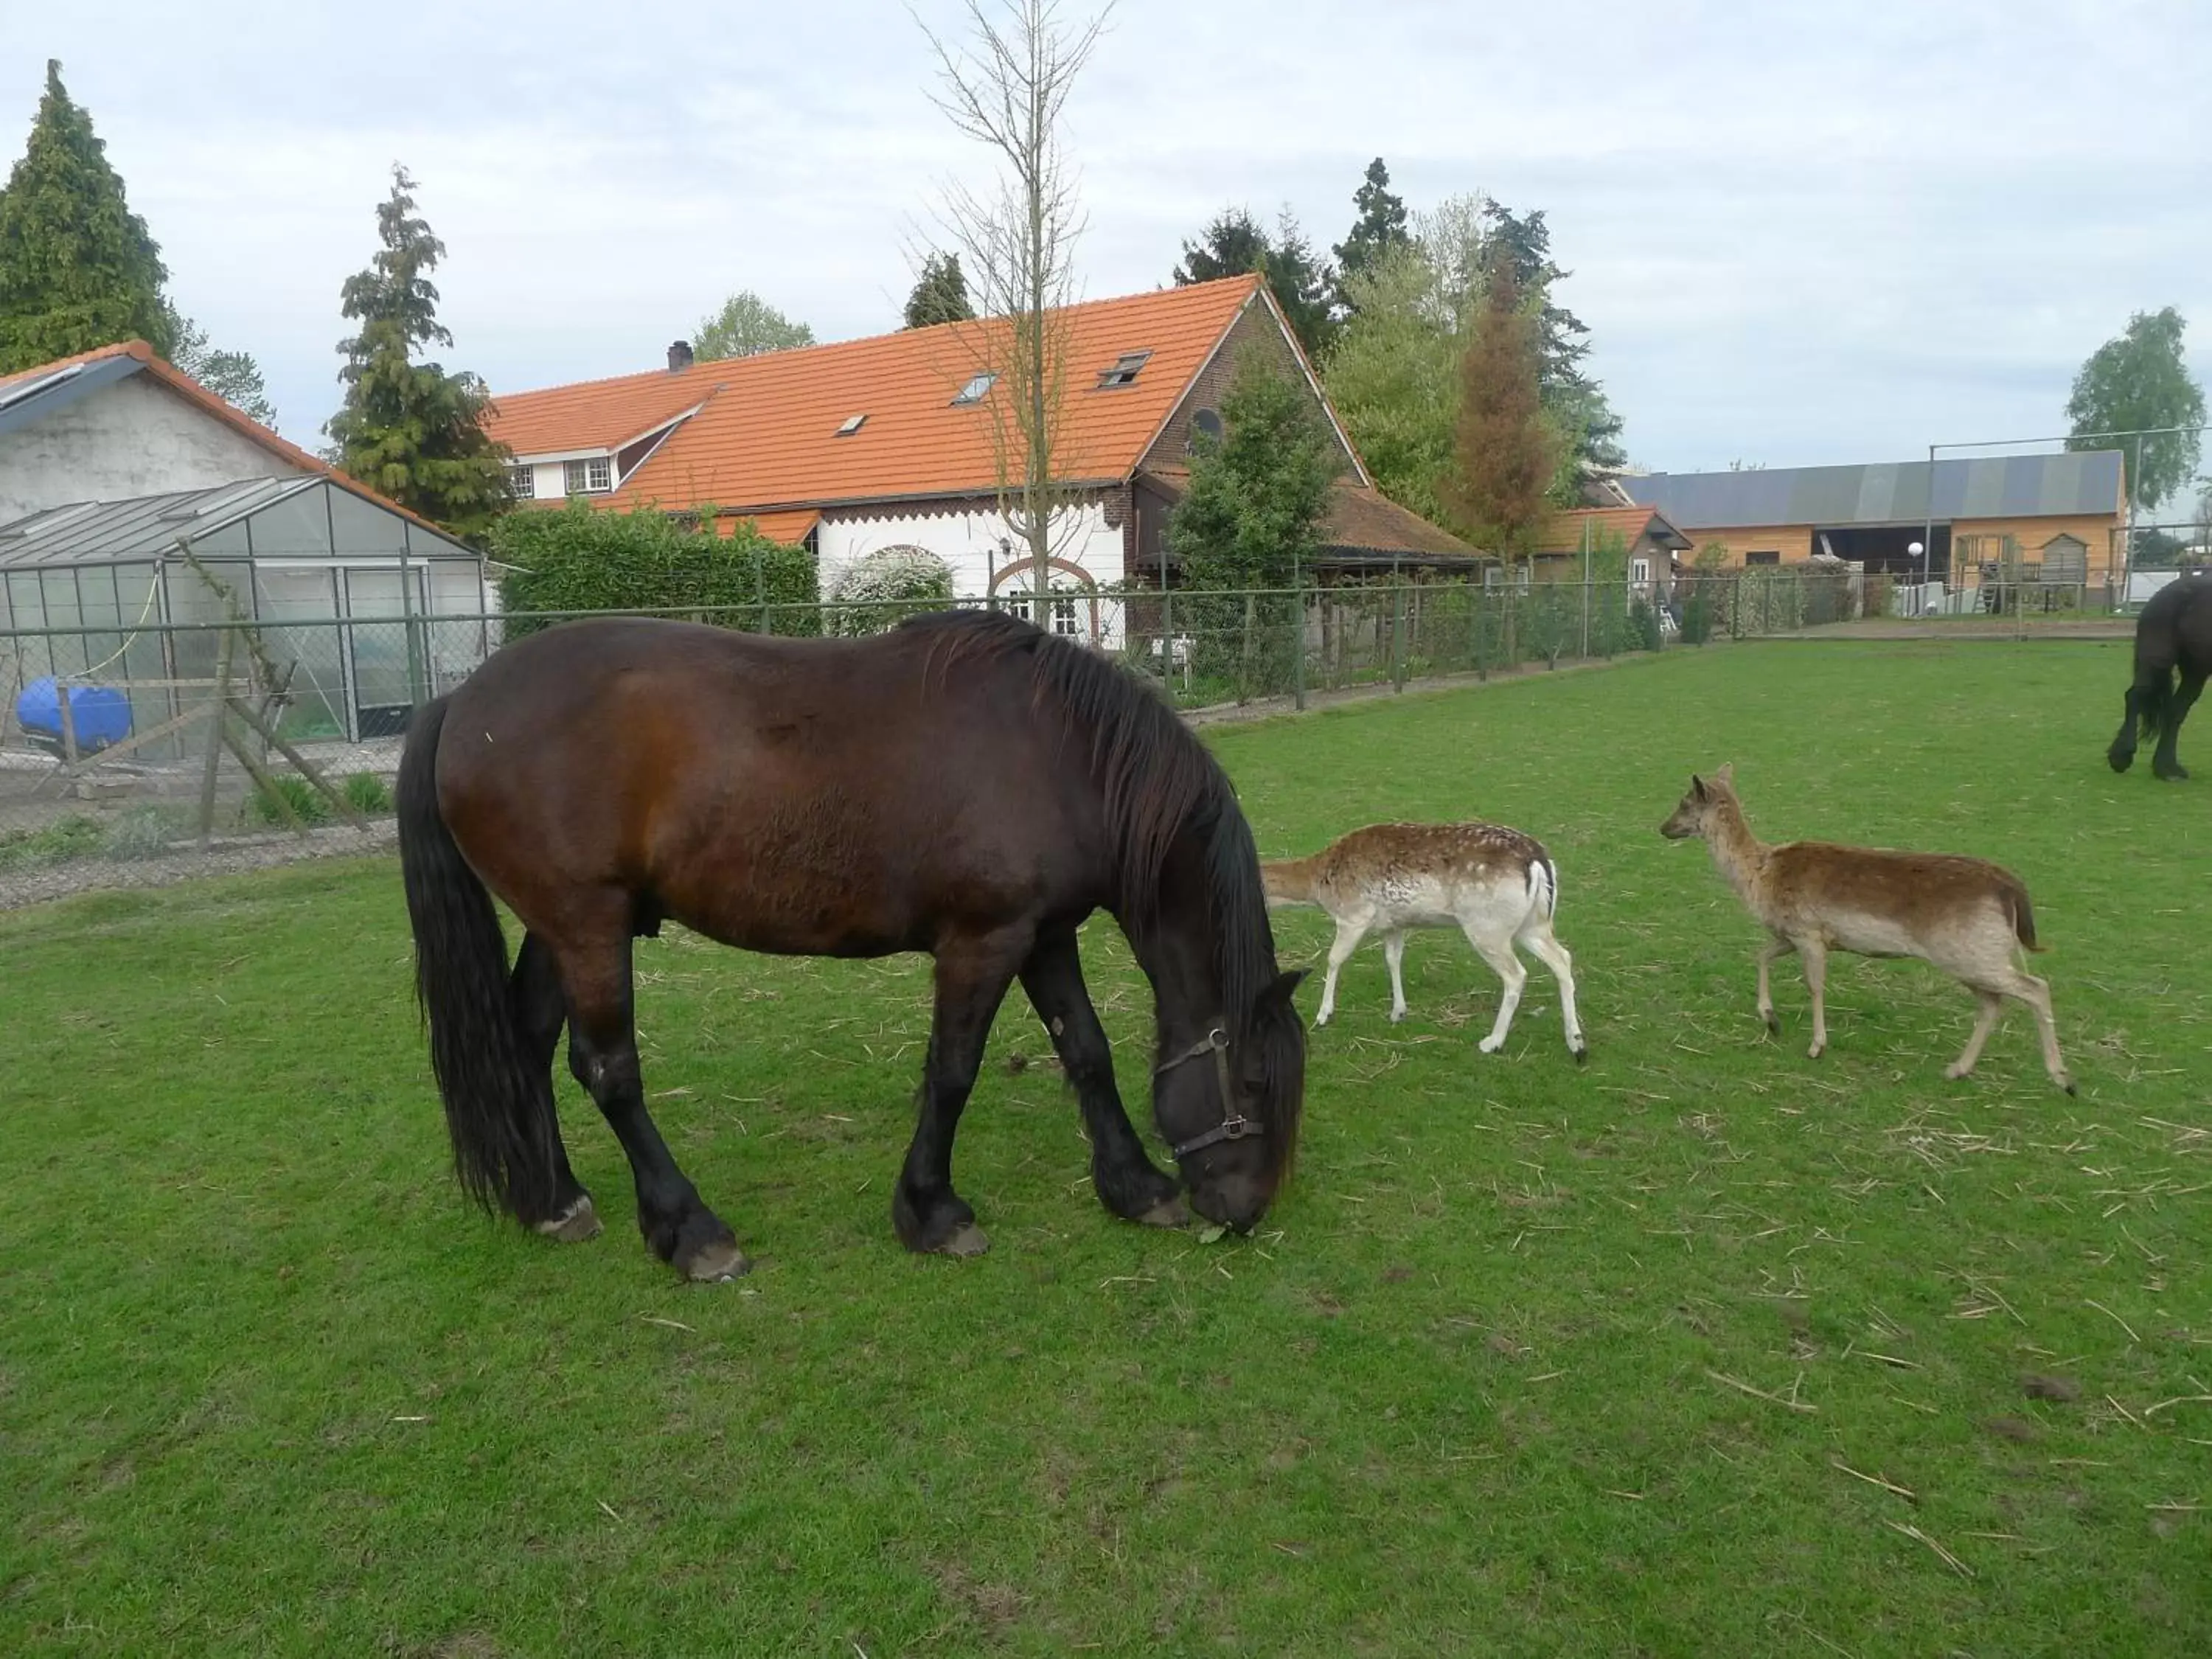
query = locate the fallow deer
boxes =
[1659,765,2073,1093]
[1262,823,1587,1060]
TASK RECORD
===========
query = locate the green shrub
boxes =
[0,815,104,870]
[249,775,333,828]
[1680,588,1714,645]
[341,771,394,815]
[1630,599,1663,652]
[492,501,818,636]
[102,806,184,861]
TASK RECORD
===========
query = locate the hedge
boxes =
[490,501,818,636]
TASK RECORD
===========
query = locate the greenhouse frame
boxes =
[0,476,494,750]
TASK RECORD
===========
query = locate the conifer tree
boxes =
[904,252,977,328]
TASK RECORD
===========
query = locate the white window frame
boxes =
[507,462,535,499]
[564,456,613,495]
[1630,557,1652,585]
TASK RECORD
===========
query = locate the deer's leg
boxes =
[1946,989,2005,1080]
[1464,928,1529,1055]
[1517,921,1587,1062]
[1798,938,1829,1058]
[1382,930,1410,1023]
[2153,669,2203,781]
[2000,969,2074,1095]
[1315,915,1368,1027]
[1756,936,1795,1033]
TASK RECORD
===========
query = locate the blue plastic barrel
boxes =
[15,677,134,752]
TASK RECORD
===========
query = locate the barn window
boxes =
[1745,549,1781,566]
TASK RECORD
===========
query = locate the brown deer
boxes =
[1659,765,2072,1093]
[1262,823,1587,1060]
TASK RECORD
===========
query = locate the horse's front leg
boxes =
[1018,926,1185,1228]
[893,925,1034,1256]
[2108,681,2147,773]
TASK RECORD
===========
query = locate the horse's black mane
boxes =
[901,608,1301,1166]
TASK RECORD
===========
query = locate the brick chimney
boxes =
[667,340,695,372]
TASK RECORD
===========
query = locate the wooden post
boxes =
[196,622,239,848]
[225,696,369,830]
[55,677,79,765]
[1391,580,1408,692]
[221,720,310,838]
[1290,585,1307,712]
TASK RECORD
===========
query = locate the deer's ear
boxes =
[1715,762,1735,785]
[1691,774,1708,801]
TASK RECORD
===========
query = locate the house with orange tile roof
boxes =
[484,275,1479,641]
[1533,505,1693,603]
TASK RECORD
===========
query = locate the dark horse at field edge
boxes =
[2108,574,2212,781]
[396,609,1306,1280]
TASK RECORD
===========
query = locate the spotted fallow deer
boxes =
[1261,822,1587,1060]
[1659,765,2073,1093]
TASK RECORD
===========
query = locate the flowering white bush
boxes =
[825,546,957,635]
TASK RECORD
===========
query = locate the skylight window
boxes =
[950,372,996,407]
[1096,351,1151,389]
[835,414,867,437]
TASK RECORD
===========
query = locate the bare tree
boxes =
[916,0,1110,612]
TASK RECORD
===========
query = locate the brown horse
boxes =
[396,609,1306,1281]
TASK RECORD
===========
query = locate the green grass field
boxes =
[4,640,2207,1657]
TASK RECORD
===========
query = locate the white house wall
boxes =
[0,375,303,521]
[815,499,1128,641]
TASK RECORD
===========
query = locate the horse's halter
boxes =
[1154,1025,1259,1160]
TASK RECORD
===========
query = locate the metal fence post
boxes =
[1290,585,1307,712]
[1391,582,1408,692]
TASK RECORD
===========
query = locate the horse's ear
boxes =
[1264,968,1309,1006]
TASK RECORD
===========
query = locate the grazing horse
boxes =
[2109,574,2212,781]
[397,611,1306,1281]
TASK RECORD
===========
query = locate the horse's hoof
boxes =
[535,1195,602,1243]
[934,1224,990,1257]
[2154,765,2189,782]
[1136,1197,1190,1228]
[2109,752,2134,773]
[681,1238,751,1282]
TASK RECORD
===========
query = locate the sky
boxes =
[5,0,2209,486]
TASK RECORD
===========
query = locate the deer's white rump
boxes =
[1262,822,1587,1060]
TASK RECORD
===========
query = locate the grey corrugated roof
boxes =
[0,477,476,569]
[1621,451,2125,529]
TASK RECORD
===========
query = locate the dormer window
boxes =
[1096,351,1151,389]
[563,456,612,494]
[835,414,867,437]
[507,462,535,498]
[950,372,995,407]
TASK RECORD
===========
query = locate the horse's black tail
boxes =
[396,695,560,1221]
[2137,667,2177,745]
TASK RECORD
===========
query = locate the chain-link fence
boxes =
[1,571,1871,892]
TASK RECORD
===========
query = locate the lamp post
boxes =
[1907,541,1925,616]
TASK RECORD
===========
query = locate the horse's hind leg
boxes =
[557,924,745,1281]
[2152,669,2203,781]
[1019,928,1184,1228]
[512,933,600,1242]
[894,926,1034,1256]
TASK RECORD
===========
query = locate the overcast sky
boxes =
[7,0,2208,481]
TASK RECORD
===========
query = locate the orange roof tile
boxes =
[483,277,1267,514]
[1,338,463,543]
[1534,505,1691,557]
[729,509,819,544]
